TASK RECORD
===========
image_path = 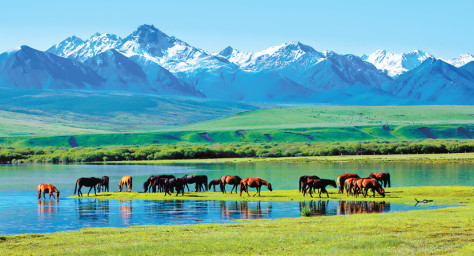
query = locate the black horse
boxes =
[208,179,222,192]
[164,178,185,196]
[181,175,208,192]
[74,177,103,197]
[144,175,175,193]
[96,176,109,193]
[299,175,320,193]
[302,179,337,198]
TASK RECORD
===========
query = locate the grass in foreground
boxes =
[1,198,472,255]
[68,186,474,205]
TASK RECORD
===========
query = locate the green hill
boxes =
[1,106,472,148]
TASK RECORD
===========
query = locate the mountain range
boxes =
[0,24,472,105]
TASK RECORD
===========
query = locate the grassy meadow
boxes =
[1,186,472,255]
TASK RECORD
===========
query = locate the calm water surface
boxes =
[0,162,471,235]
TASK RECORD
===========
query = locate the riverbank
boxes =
[1,198,472,255]
[104,152,474,165]
[68,186,474,205]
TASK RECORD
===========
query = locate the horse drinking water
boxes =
[119,175,133,192]
[37,184,60,199]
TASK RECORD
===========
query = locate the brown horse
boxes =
[336,174,360,193]
[344,177,359,196]
[240,178,272,197]
[208,179,222,192]
[37,184,60,199]
[368,172,391,188]
[118,175,133,192]
[221,175,242,194]
[302,179,337,198]
[354,178,385,198]
[299,175,320,192]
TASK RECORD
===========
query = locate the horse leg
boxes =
[94,185,97,196]
[78,185,83,197]
[38,189,41,199]
[87,186,93,196]
[253,187,259,197]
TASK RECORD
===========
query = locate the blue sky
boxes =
[0,0,472,58]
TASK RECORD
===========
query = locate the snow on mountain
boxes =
[0,46,105,90]
[387,58,474,104]
[48,33,122,62]
[444,53,474,67]
[361,50,434,77]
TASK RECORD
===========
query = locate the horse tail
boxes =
[204,176,208,191]
[74,180,78,195]
[299,177,302,192]
[387,174,391,188]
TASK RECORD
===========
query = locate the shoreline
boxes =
[99,152,474,165]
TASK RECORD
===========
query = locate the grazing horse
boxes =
[163,178,185,196]
[303,179,337,198]
[144,175,175,193]
[299,175,320,193]
[336,174,360,193]
[354,178,385,198]
[208,179,222,192]
[344,177,359,196]
[181,175,208,192]
[118,175,133,192]
[37,184,60,199]
[221,175,242,194]
[240,178,272,197]
[74,177,102,197]
[368,172,391,188]
[96,176,109,193]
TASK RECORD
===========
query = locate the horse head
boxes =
[143,180,150,192]
[52,186,60,199]
[378,187,385,197]
[331,179,337,188]
[118,183,123,192]
[266,182,273,191]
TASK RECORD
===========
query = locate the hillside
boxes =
[1,106,472,148]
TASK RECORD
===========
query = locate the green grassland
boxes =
[2,186,472,255]
[0,105,472,148]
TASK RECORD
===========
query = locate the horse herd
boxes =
[36,172,390,200]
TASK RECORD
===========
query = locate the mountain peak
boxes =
[219,46,236,57]
[128,24,172,44]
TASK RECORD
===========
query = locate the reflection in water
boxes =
[119,199,132,225]
[337,201,390,215]
[75,199,109,224]
[218,201,273,220]
[38,199,58,219]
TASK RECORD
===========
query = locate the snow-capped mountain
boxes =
[1,24,473,104]
[0,46,105,90]
[361,50,434,77]
[387,58,474,104]
[444,53,474,67]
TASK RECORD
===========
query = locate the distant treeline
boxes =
[0,140,473,164]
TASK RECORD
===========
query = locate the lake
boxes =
[0,162,471,236]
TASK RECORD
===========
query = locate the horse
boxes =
[302,179,337,198]
[344,177,359,196]
[221,175,242,194]
[96,176,109,193]
[368,172,391,188]
[336,174,360,193]
[163,178,185,196]
[118,175,133,192]
[208,179,222,192]
[181,175,208,192]
[299,175,320,193]
[37,184,60,199]
[354,178,385,198]
[144,175,175,192]
[240,178,272,197]
[74,177,102,197]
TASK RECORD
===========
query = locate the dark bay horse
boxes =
[221,175,242,194]
[208,179,222,192]
[144,175,175,193]
[38,184,60,199]
[368,172,391,188]
[303,179,337,198]
[164,178,185,196]
[118,175,132,192]
[74,177,102,197]
[181,175,208,192]
[96,176,109,193]
[240,178,272,197]
[336,174,360,193]
[299,175,320,192]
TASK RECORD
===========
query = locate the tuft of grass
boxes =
[300,206,312,217]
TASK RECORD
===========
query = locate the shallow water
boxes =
[0,162,471,235]
[0,192,453,236]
